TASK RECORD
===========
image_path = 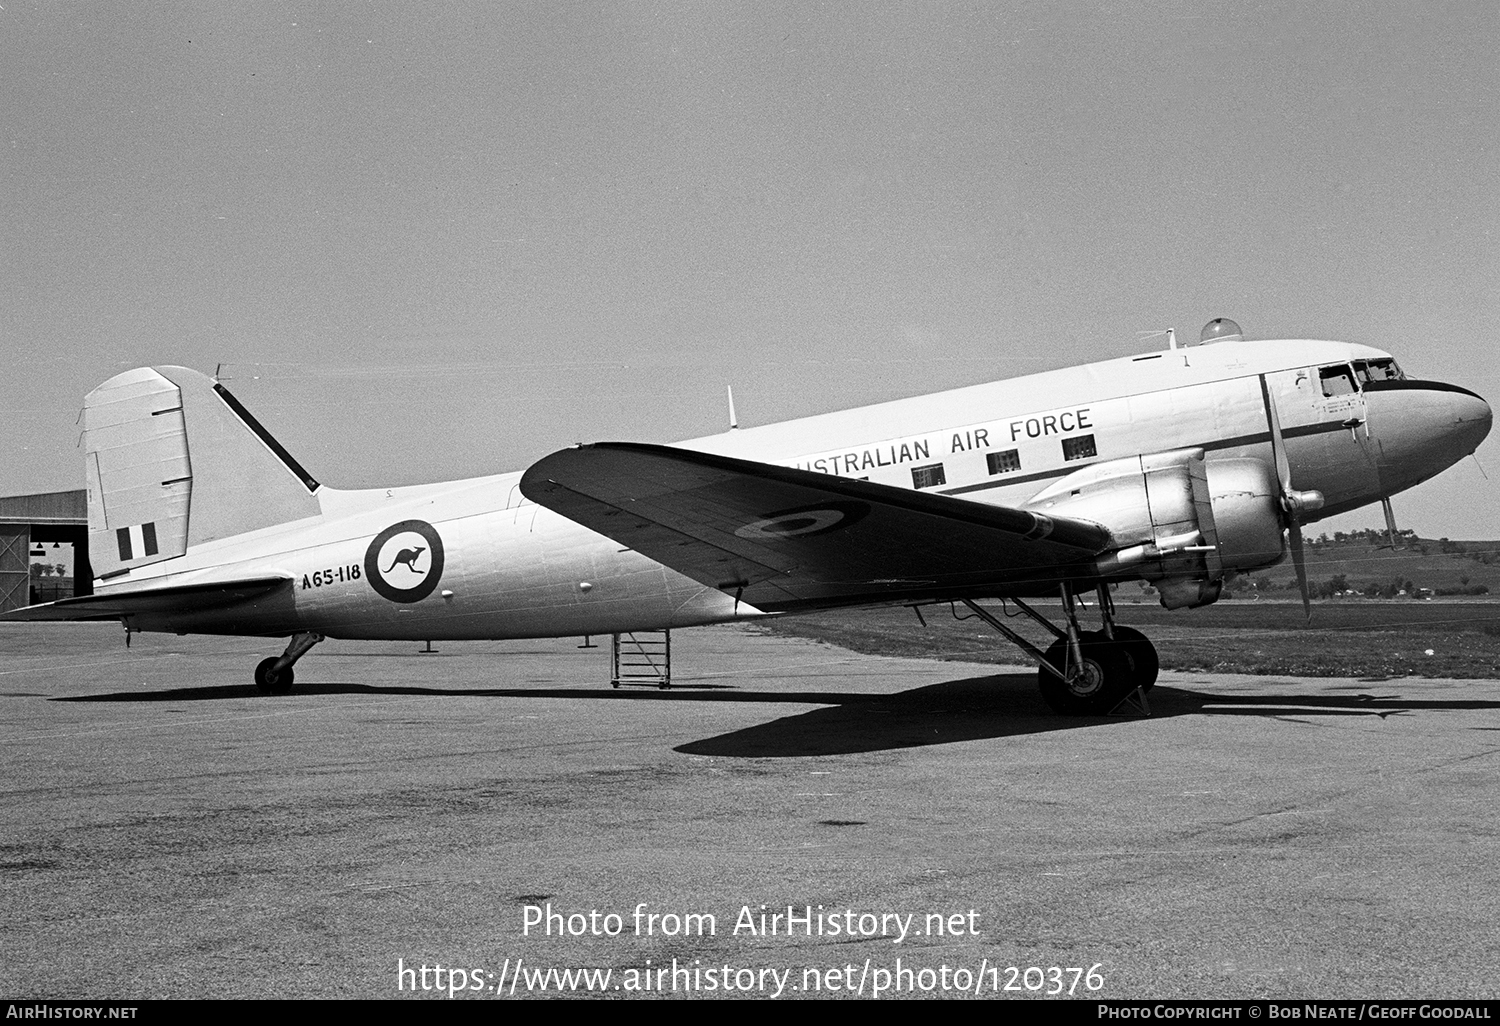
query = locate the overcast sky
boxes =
[4,1,1498,538]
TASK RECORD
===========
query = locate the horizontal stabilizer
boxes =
[520,443,1113,610]
[0,576,292,622]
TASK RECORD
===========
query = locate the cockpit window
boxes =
[1319,365,1357,396]
[1353,358,1405,383]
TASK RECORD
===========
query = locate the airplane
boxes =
[3,319,1490,714]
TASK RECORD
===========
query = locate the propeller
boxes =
[1259,375,1325,620]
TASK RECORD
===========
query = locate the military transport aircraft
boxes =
[5,320,1491,714]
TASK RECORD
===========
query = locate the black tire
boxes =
[255,656,294,694]
[1110,626,1159,692]
[1037,636,1134,715]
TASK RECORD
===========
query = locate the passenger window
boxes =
[986,449,1021,475]
[911,463,946,489]
[1061,435,1097,461]
[1319,365,1357,396]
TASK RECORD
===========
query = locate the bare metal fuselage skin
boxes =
[85,338,1492,640]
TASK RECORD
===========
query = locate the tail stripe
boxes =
[114,523,160,563]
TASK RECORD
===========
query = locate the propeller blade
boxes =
[1288,519,1311,622]
[1259,374,1292,493]
[1260,373,1321,622]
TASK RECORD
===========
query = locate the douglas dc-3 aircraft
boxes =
[5,320,1491,714]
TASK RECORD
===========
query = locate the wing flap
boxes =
[1,576,292,622]
[520,443,1113,609]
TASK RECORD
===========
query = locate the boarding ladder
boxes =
[611,630,671,689]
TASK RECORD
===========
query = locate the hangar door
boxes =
[0,527,27,611]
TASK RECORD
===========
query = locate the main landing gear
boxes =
[254,632,324,694]
[960,585,1158,716]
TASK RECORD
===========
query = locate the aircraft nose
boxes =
[1365,381,1491,493]
[1455,387,1493,453]
[1431,383,1495,457]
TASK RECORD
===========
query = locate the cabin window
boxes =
[1061,435,1097,461]
[1353,358,1404,384]
[986,449,1021,475]
[1319,365,1357,396]
[911,463,946,489]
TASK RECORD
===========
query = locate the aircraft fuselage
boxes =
[75,338,1493,641]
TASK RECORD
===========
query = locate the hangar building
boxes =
[0,490,90,613]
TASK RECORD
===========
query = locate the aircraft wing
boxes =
[520,443,1114,610]
[1,576,293,622]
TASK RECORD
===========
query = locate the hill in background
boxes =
[1146,528,1500,602]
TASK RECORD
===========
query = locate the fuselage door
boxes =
[1298,361,1380,514]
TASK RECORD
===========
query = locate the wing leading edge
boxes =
[519,443,1114,611]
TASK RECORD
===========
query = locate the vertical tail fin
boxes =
[85,366,321,579]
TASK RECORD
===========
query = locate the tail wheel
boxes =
[254,656,294,694]
[1037,637,1134,715]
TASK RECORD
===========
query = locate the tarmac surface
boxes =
[1,621,1497,1000]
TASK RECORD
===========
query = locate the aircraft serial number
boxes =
[302,565,361,589]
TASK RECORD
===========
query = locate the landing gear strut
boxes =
[960,584,1158,716]
[254,632,324,694]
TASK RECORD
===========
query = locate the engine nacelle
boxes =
[1205,458,1285,572]
[1022,450,1285,609]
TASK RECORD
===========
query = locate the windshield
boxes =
[1354,358,1405,383]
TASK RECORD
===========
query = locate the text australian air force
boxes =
[788,406,1095,476]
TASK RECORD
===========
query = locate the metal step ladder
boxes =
[611,630,671,689]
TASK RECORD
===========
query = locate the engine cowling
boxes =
[1206,458,1286,573]
[1021,449,1285,609]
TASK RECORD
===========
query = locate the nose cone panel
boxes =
[1365,380,1491,493]
[1455,389,1494,453]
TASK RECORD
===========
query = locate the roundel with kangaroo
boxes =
[365,520,445,603]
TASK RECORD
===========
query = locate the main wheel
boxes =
[1109,626,1159,692]
[254,656,294,694]
[1037,636,1134,715]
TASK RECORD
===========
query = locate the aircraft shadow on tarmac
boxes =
[52,673,1500,758]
